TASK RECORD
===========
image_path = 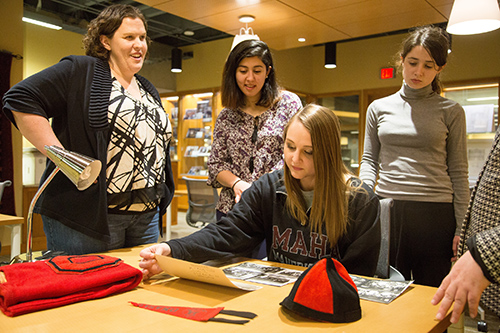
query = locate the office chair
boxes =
[0,180,12,203]
[375,198,405,281]
[182,177,218,228]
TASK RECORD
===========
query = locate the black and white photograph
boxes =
[183,108,202,120]
[170,106,178,120]
[184,145,198,157]
[197,145,211,156]
[349,275,414,304]
[187,166,204,175]
[197,100,212,121]
[223,262,303,287]
[186,128,203,138]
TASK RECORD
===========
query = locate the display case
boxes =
[161,90,222,211]
[177,91,221,177]
[442,81,499,186]
[316,94,361,174]
[161,96,179,161]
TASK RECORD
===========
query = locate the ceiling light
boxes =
[171,48,182,73]
[324,42,337,69]
[447,0,500,35]
[298,38,306,42]
[239,15,255,23]
[183,30,194,36]
[22,17,62,30]
[231,15,260,50]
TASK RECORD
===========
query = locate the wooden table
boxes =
[0,214,23,260]
[0,245,452,332]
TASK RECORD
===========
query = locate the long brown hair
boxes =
[284,104,358,245]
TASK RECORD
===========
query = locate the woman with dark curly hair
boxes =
[2,4,174,254]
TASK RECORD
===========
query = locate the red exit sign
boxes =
[380,67,395,79]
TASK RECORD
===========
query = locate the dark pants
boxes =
[389,200,455,287]
[216,209,267,259]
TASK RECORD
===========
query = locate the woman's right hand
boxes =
[233,180,251,203]
[138,243,171,280]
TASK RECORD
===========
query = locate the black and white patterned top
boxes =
[460,127,500,317]
[106,77,172,213]
[207,90,302,214]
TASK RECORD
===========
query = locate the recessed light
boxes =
[183,30,194,36]
[298,37,306,42]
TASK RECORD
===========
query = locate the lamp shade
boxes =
[231,27,260,50]
[171,48,182,73]
[46,145,101,191]
[447,0,500,35]
[325,42,337,69]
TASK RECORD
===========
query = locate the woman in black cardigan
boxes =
[2,4,174,254]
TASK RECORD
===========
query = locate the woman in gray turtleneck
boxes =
[359,26,469,287]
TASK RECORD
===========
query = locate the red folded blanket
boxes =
[0,255,142,317]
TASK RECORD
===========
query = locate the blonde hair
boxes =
[284,104,359,245]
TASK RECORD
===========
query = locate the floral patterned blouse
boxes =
[207,90,302,213]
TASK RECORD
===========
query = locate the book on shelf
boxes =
[197,145,211,156]
[197,100,212,122]
[186,128,204,139]
[183,108,202,120]
[170,106,178,120]
[169,145,177,160]
[187,166,208,176]
[184,146,198,157]
[184,145,212,157]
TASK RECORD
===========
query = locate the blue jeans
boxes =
[42,208,160,255]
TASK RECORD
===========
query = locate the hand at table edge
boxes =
[139,243,171,280]
[431,251,491,323]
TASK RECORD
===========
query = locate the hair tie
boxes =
[231,178,242,191]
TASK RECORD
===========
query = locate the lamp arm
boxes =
[26,167,60,262]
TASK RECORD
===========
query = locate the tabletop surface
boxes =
[0,245,451,332]
[0,214,23,227]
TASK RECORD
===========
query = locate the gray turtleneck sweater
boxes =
[359,83,469,235]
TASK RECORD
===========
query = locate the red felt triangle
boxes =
[129,302,223,321]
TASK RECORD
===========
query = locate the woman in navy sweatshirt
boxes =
[140,104,380,279]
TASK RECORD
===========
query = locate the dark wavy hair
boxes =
[83,4,150,61]
[396,25,450,94]
[221,40,280,110]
